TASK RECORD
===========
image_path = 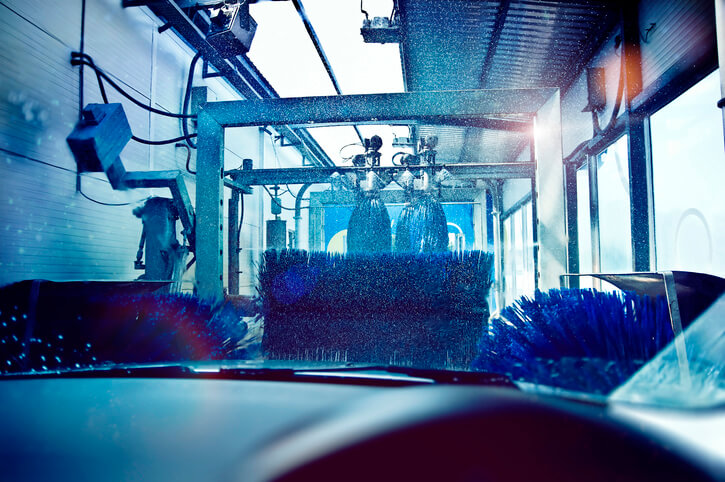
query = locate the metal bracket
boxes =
[202,60,223,79]
[123,170,196,252]
[275,135,301,147]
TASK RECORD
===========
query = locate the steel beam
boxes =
[627,115,654,272]
[195,111,225,300]
[311,188,481,205]
[203,89,556,128]
[225,162,535,186]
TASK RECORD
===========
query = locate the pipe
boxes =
[294,183,313,249]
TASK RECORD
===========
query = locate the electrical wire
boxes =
[360,0,369,21]
[79,0,86,121]
[262,185,310,211]
[391,151,406,166]
[132,133,197,146]
[182,52,203,149]
[177,143,195,175]
[81,53,199,146]
[339,141,364,161]
[71,53,196,119]
[77,175,149,206]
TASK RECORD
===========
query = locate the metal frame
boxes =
[225,162,535,186]
[122,0,334,167]
[195,88,556,298]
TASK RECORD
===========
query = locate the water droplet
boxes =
[10,316,16,322]
[5,360,11,366]
[40,355,45,362]
[41,365,47,370]
[86,343,91,349]
[54,356,61,363]
[58,335,63,340]
[74,363,80,368]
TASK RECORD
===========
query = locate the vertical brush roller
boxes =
[398,171,448,253]
[347,171,391,253]
[394,201,415,252]
[408,193,449,252]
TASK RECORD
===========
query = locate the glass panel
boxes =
[518,202,535,296]
[597,135,632,272]
[651,70,725,277]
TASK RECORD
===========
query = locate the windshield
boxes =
[1,0,724,410]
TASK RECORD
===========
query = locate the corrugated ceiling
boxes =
[399,0,618,163]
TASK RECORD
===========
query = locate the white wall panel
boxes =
[0,0,268,290]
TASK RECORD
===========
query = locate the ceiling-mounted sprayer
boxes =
[351,135,384,167]
[418,135,438,165]
[182,0,257,58]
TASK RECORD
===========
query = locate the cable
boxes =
[391,151,406,166]
[182,52,202,149]
[339,141,364,161]
[0,147,76,174]
[178,143,195,175]
[132,133,197,146]
[71,53,196,119]
[77,175,149,206]
[263,185,310,210]
[81,57,199,147]
[360,0,369,21]
[78,0,86,121]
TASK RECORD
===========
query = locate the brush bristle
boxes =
[471,289,673,394]
[0,286,250,373]
[258,250,494,368]
[407,194,449,252]
[347,194,391,253]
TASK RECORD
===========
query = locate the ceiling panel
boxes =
[399,0,618,163]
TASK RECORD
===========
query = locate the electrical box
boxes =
[206,3,257,58]
[66,103,131,189]
[583,67,606,113]
[266,219,287,251]
[361,17,401,44]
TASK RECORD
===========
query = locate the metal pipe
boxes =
[294,183,312,249]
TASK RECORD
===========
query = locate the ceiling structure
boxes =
[397,0,619,163]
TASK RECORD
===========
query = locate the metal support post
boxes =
[564,162,579,289]
[622,0,651,272]
[491,182,504,311]
[228,188,240,295]
[195,110,225,300]
[627,115,654,271]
